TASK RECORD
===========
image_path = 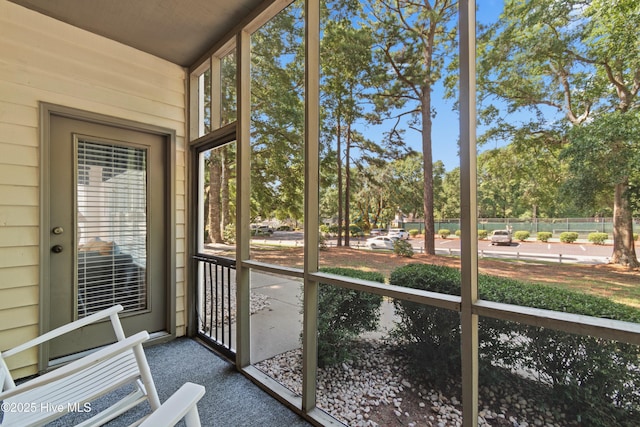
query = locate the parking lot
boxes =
[252,231,614,264]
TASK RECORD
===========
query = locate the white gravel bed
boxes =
[256,340,573,427]
[203,279,269,326]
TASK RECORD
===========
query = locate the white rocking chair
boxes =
[0,305,205,427]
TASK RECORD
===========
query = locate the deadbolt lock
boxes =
[52,226,64,235]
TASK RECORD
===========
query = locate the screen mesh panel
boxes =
[76,140,148,317]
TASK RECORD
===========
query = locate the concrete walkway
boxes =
[249,271,304,363]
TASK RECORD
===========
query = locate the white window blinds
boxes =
[76,140,148,317]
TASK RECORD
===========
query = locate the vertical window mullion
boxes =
[459,0,479,426]
[302,0,320,414]
[235,29,252,368]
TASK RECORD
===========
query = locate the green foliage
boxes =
[559,232,579,243]
[390,263,640,424]
[438,229,451,239]
[537,232,553,242]
[478,230,488,240]
[588,232,609,245]
[314,268,384,367]
[564,112,640,201]
[389,264,462,386]
[513,230,530,241]
[408,229,420,237]
[634,233,639,241]
[368,0,459,254]
[222,223,236,244]
[319,233,328,250]
[477,0,640,264]
[436,167,461,219]
[454,229,461,237]
[393,239,413,258]
[250,7,305,223]
[349,224,363,237]
[479,273,640,425]
[319,224,330,234]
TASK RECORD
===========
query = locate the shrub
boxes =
[634,233,638,241]
[479,273,640,425]
[349,224,363,237]
[455,229,461,237]
[537,231,552,242]
[319,224,330,235]
[408,229,420,237]
[389,264,462,386]
[393,239,414,257]
[438,229,451,239]
[588,232,608,245]
[513,230,530,241]
[478,229,488,240]
[559,231,579,243]
[223,223,236,243]
[318,233,327,250]
[390,263,640,424]
[314,267,384,367]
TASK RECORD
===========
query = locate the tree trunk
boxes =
[221,146,230,234]
[611,180,639,268]
[337,121,343,247]
[422,92,435,255]
[208,151,223,243]
[345,123,352,247]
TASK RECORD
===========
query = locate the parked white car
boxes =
[388,228,409,240]
[365,236,397,250]
[490,229,512,246]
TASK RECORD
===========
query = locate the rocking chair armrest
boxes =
[139,382,206,427]
[0,331,149,401]
[2,305,124,358]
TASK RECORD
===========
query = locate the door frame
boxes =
[39,102,177,371]
[186,122,237,339]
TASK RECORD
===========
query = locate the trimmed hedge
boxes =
[559,231,579,243]
[409,229,420,237]
[438,229,451,238]
[513,230,530,241]
[390,263,640,424]
[537,231,552,242]
[588,232,608,245]
[314,267,384,367]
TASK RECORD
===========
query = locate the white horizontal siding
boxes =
[0,141,38,167]
[0,0,188,375]
[0,324,39,372]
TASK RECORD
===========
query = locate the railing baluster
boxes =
[218,263,223,347]
[193,254,236,358]
[227,266,232,348]
[208,261,214,341]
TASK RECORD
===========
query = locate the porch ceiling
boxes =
[8,0,266,67]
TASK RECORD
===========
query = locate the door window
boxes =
[76,139,148,317]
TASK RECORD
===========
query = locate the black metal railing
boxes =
[193,253,236,359]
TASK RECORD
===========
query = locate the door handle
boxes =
[51,245,64,253]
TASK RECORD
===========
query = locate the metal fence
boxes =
[402,217,624,236]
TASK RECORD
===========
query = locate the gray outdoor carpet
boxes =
[48,338,311,426]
